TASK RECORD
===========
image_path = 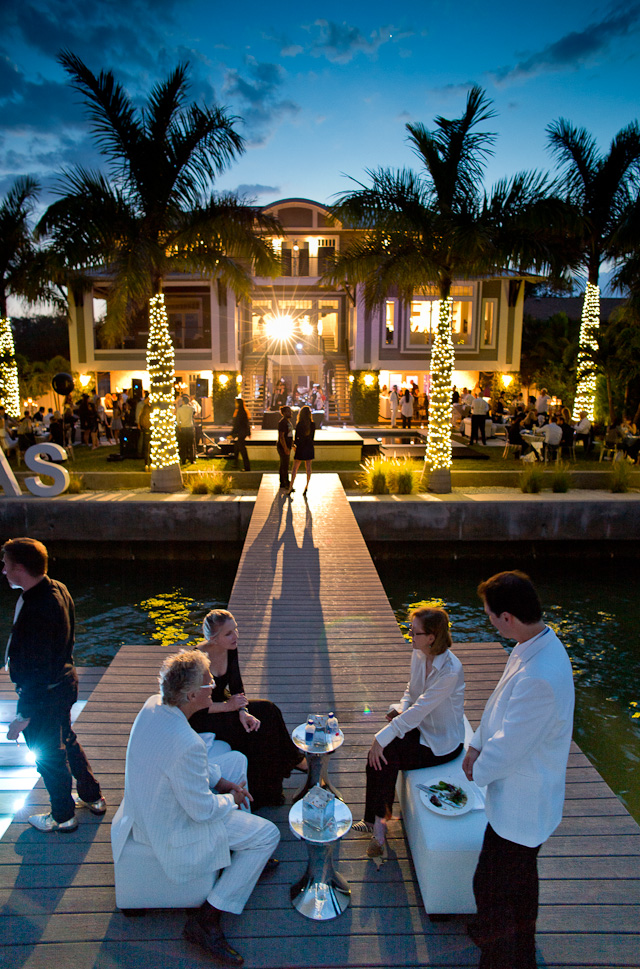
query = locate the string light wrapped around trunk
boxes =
[426,296,454,472]
[146,294,180,472]
[0,317,21,418]
[572,282,599,422]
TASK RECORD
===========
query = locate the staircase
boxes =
[241,356,268,422]
[324,350,351,424]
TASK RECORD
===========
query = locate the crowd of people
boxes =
[3,535,576,968]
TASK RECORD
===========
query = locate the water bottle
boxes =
[305,718,316,745]
[327,711,339,738]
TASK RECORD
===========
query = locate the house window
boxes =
[166,297,207,349]
[385,300,396,346]
[408,298,474,347]
[481,299,498,348]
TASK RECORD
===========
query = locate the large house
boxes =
[68,198,530,420]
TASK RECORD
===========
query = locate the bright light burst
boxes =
[265,314,294,341]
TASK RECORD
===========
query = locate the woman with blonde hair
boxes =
[354,607,465,856]
[288,405,315,497]
[189,609,307,809]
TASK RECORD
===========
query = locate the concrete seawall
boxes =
[0,490,638,554]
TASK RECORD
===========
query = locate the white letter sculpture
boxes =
[0,444,70,497]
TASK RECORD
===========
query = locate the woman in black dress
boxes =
[231,398,251,471]
[188,609,306,809]
[288,404,315,497]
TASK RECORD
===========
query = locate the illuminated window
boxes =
[451,300,473,346]
[385,300,396,345]
[481,299,498,348]
[408,299,474,347]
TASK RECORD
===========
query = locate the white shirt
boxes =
[541,422,563,446]
[535,394,550,413]
[575,417,591,435]
[470,396,489,415]
[375,649,465,755]
[176,403,195,428]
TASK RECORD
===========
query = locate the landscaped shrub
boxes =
[211,372,239,424]
[185,471,233,495]
[610,461,632,493]
[350,371,379,424]
[359,456,420,494]
[519,464,544,493]
[550,462,572,493]
[66,473,84,494]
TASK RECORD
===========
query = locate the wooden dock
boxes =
[0,473,639,968]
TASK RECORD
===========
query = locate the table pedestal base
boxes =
[292,750,344,803]
[290,841,351,920]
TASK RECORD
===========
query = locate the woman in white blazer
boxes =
[353,607,465,857]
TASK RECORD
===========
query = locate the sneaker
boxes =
[73,794,107,815]
[29,812,78,833]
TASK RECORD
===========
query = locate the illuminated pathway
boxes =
[0,475,638,968]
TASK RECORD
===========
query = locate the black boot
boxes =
[183,901,244,966]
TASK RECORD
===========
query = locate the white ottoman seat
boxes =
[113,831,217,912]
[396,718,486,915]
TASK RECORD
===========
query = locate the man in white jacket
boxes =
[463,571,574,969]
[111,650,279,967]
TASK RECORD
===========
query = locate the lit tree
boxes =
[147,294,181,490]
[547,119,640,420]
[329,87,561,491]
[0,317,21,417]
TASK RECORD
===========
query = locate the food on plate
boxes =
[427,781,468,809]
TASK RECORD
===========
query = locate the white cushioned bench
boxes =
[396,717,487,915]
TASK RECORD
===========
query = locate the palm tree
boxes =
[546,119,640,420]
[39,51,281,490]
[329,86,561,491]
[39,51,281,346]
[0,176,52,416]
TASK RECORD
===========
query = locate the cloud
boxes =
[0,0,179,68]
[224,56,300,146]
[429,80,479,98]
[307,21,406,64]
[491,3,640,83]
[233,183,280,200]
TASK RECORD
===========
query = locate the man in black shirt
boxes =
[3,538,105,832]
[277,405,293,490]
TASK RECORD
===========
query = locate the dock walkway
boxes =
[0,473,638,968]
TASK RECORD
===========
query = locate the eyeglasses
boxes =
[410,629,428,638]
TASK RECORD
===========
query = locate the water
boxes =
[1,555,638,823]
[374,557,640,824]
[0,560,236,666]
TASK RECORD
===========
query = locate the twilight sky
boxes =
[1,1,638,211]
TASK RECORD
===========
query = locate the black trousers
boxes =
[364,729,462,823]
[234,436,251,471]
[472,823,542,969]
[470,414,487,444]
[277,445,290,487]
[177,426,196,464]
[22,678,101,823]
[402,415,412,428]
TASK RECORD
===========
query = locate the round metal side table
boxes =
[288,798,352,920]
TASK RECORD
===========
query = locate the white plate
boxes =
[420,779,474,817]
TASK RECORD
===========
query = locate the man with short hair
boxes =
[463,571,574,969]
[3,538,105,832]
[470,390,489,445]
[112,649,279,967]
[575,411,592,453]
[389,385,399,428]
[540,415,563,459]
[277,405,293,489]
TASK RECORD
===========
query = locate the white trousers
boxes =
[207,809,280,914]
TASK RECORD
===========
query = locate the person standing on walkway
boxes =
[176,394,196,465]
[389,385,399,428]
[463,571,575,969]
[470,390,489,445]
[231,398,251,472]
[288,405,315,497]
[3,538,105,832]
[276,405,293,489]
[400,389,413,429]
